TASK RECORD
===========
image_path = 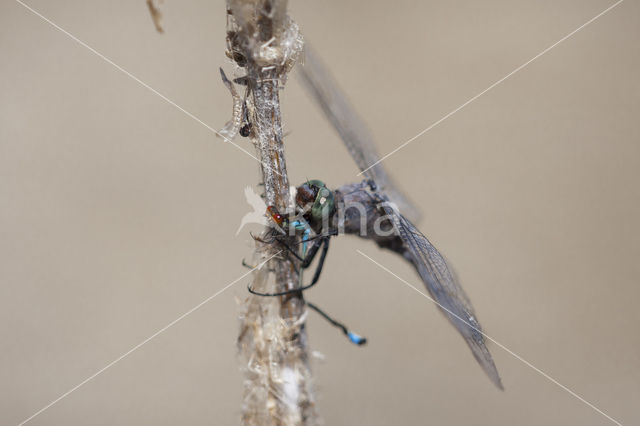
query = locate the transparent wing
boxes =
[382,204,503,389]
[297,45,421,223]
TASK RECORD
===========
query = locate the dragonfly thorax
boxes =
[295,179,335,226]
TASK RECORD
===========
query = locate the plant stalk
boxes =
[226,1,316,424]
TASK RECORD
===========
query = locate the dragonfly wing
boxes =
[382,205,503,389]
[297,45,421,224]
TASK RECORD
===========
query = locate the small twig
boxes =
[146,0,164,33]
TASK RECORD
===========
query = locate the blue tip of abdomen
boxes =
[347,332,367,346]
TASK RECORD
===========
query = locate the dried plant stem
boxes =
[146,0,164,33]
[226,1,315,424]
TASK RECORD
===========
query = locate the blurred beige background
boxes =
[1,0,639,425]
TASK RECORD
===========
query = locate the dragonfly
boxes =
[288,46,504,389]
[247,203,368,345]
[221,47,502,388]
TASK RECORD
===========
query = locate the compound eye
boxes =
[296,184,316,207]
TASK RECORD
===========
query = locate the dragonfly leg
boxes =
[247,237,330,297]
[271,229,336,262]
[275,237,306,263]
[241,258,275,273]
[304,236,329,281]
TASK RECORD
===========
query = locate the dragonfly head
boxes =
[296,179,335,224]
